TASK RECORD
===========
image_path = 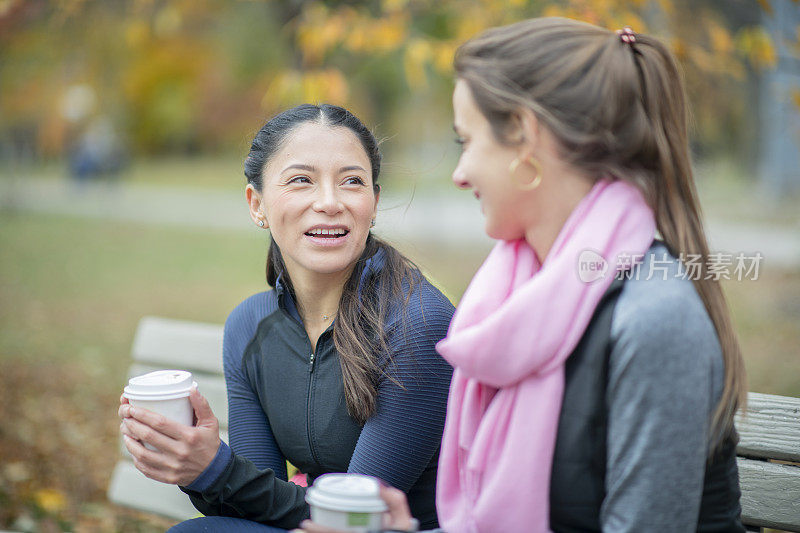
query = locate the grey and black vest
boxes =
[549,277,746,532]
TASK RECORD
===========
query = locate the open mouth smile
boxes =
[304,225,350,246]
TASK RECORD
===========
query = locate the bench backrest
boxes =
[735,392,800,532]
[108,317,800,529]
[107,316,228,520]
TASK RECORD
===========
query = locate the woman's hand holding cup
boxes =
[118,374,221,487]
[295,483,417,533]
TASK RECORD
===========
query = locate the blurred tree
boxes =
[0,0,793,162]
[757,0,800,196]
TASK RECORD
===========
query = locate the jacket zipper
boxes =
[306,340,321,467]
[276,294,330,468]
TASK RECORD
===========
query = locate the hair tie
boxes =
[616,26,636,45]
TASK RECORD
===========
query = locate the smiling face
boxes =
[451,79,535,241]
[250,121,378,279]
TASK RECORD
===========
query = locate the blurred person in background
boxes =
[68,115,126,186]
[118,104,455,531]
[300,16,747,533]
[61,85,126,187]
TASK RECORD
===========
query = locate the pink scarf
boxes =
[435,179,656,532]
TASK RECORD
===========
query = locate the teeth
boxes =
[309,228,346,236]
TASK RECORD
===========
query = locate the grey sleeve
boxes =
[601,277,723,532]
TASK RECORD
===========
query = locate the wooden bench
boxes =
[107,316,227,520]
[735,393,800,532]
[108,316,800,530]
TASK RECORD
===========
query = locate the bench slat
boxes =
[108,460,198,521]
[738,457,800,532]
[736,392,800,463]
[128,363,229,430]
[132,316,224,374]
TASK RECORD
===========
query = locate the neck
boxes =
[523,160,596,263]
[283,262,355,327]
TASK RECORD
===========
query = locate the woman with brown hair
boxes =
[118,104,455,532]
[300,17,747,533]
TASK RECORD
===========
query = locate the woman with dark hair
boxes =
[301,17,747,533]
[118,104,455,531]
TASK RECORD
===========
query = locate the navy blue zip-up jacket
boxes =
[180,250,455,530]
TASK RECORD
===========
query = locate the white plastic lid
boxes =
[123,370,196,400]
[305,474,388,514]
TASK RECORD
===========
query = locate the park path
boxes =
[2,177,799,268]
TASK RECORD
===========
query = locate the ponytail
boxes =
[630,35,747,451]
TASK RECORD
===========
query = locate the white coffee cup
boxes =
[305,473,387,532]
[123,370,197,450]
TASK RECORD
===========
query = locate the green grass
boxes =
[724,272,800,397]
[0,212,267,371]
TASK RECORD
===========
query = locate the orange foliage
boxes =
[262,68,349,112]
[736,26,779,70]
[0,0,791,155]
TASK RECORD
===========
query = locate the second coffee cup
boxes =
[305,473,387,532]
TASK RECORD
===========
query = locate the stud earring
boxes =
[370,219,376,228]
[258,220,265,227]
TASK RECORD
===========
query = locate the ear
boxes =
[516,107,541,159]
[245,184,268,229]
[373,184,381,216]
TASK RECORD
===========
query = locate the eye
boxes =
[287,175,311,184]
[343,176,366,186]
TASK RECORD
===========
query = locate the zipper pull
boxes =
[309,352,315,373]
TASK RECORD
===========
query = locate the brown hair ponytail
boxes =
[629,34,747,451]
[455,17,747,452]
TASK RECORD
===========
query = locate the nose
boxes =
[452,167,471,190]
[312,182,344,214]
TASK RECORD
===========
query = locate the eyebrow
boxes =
[281,164,367,174]
[282,164,316,173]
[339,165,367,173]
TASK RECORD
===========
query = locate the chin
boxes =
[485,222,519,242]
[307,263,353,276]
[300,255,359,276]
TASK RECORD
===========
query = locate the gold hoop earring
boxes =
[509,156,543,190]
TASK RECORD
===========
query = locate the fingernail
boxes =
[128,407,136,417]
